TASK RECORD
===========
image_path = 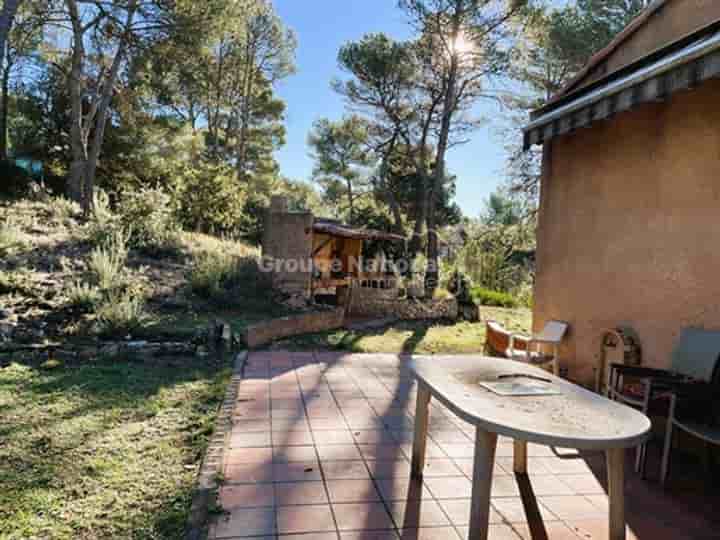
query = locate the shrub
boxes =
[66,281,102,311]
[96,291,147,337]
[433,287,453,300]
[116,187,180,254]
[189,250,268,306]
[89,230,129,291]
[471,287,520,308]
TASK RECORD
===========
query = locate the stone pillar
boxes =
[270,195,289,213]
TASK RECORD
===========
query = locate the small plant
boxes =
[89,229,129,291]
[48,197,81,220]
[85,188,123,247]
[91,188,113,222]
[0,221,26,253]
[96,291,147,337]
[66,281,102,311]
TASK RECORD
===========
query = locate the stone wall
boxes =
[348,293,458,321]
[243,308,345,348]
[351,281,401,302]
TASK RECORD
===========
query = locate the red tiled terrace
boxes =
[208,351,719,540]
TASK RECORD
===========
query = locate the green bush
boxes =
[116,187,180,254]
[89,230,129,291]
[471,287,520,308]
[96,291,147,337]
[66,281,102,311]
[175,161,247,236]
[189,250,269,306]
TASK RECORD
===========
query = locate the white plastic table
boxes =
[410,356,651,540]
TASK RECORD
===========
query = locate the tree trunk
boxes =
[387,189,404,234]
[236,37,256,181]
[65,0,138,213]
[0,0,22,72]
[81,1,137,214]
[66,0,86,203]
[408,173,427,257]
[0,62,10,160]
[377,134,404,234]
[407,102,437,259]
[425,7,462,296]
[347,177,354,224]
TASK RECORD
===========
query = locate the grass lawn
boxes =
[277,306,532,354]
[0,356,231,540]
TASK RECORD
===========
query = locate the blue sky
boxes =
[274,0,518,219]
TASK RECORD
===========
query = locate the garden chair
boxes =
[609,328,720,477]
[660,380,720,486]
[507,320,569,377]
[485,320,528,357]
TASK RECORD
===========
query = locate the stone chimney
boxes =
[270,195,289,213]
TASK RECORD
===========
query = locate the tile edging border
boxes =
[185,350,248,540]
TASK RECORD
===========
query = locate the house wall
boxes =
[577,0,720,91]
[534,77,720,385]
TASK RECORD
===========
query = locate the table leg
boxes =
[513,440,527,474]
[606,448,626,540]
[468,427,498,540]
[411,384,431,479]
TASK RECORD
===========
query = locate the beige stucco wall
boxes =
[534,77,720,385]
[577,0,720,91]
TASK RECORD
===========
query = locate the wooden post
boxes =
[411,384,431,479]
[468,428,498,540]
[513,440,527,474]
[606,447,626,540]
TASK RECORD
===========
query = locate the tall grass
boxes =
[89,230,129,291]
[66,281,102,311]
[96,292,147,337]
[189,249,269,306]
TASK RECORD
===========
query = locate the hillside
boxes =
[0,196,288,355]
